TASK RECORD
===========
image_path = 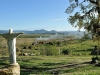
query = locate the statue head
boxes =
[9,29,13,34]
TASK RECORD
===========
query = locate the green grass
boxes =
[18,56,100,75]
[0,54,100,75]
[0,38,100,75]
[16,56,99,75]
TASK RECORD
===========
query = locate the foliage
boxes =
[44,46,58,56]
[0,37,98,57]
[66,0,100,42]
[81,33,91,40]
[61,48,71,55]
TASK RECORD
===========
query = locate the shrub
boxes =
[40,46,59,56]
[61,49,70,55]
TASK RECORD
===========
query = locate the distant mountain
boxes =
[0,29,84,35]
[0,30,33,34]
[0,29,86,39]
[32,29,57,33]
[0,30,9,34]
[0,29,58,34]
[33,29,48,33]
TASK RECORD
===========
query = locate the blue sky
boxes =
[0,0,79,31]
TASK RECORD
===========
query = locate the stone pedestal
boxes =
[0,64,20,75]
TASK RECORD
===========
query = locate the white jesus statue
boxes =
[0,29,23,64]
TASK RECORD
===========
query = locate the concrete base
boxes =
[0,63,20,75]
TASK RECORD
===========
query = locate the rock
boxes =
[0,64,20,75]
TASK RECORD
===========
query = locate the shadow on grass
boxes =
[74,49,93,52]
[20,65,54,75]
[42,62,64,66]
[0,62,8,65]
[0,57,9,67]
[20,62,66,75]
[20,61,89,75]
[17,57,43,61]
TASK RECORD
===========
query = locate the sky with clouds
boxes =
[0,0,80,31]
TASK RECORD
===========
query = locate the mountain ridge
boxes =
[0,29,84,34]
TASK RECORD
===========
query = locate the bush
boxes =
[61,49,70,55]
[91,50,100,55]
[40,46,59,56]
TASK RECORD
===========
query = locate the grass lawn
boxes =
[14,55,100,75]
[0,38,100,75]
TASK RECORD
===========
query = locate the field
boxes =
[0,35,100,75]
[1,56,100,75]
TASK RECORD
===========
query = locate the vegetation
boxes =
[0,56,100,75]
[1,0,100,75]
[0,35,98,56]
[66,0,100,49]
[0,35,100,75]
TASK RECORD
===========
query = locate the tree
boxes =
[82,32,91,40]
[65,0,100,48]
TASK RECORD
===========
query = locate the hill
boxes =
[0,29,84,34]
[0,29,85,39]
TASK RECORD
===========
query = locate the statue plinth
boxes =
[0,64,20,75]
